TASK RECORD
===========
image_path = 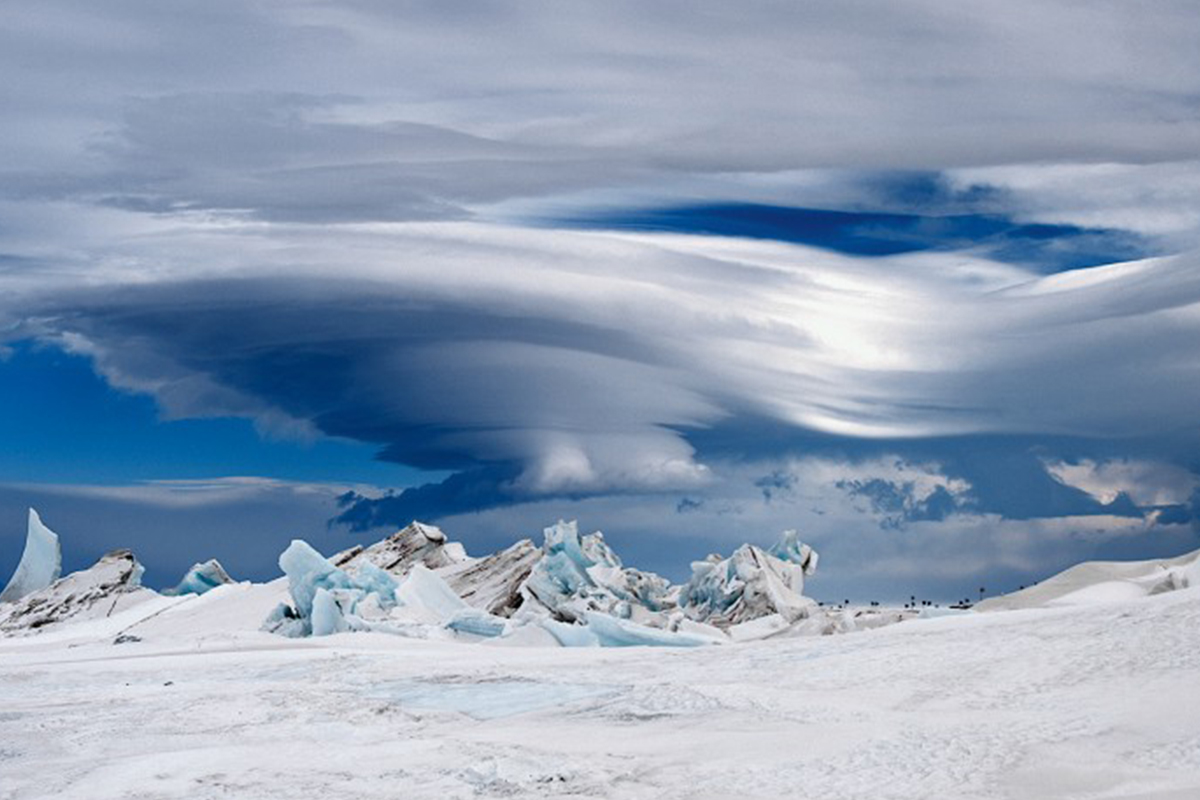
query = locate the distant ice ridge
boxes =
[12,506,1199,646]
[0,508,62,603]
[260,518,844,645]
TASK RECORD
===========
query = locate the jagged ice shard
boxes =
[0,508,63,604]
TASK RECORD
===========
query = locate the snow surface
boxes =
[5,513,1200,798]
[0,508,61,603]
[976,549,1200,611]
[2,577,1199,799]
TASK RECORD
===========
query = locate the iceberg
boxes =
[1,508,63,604]
[163,559,233,596]
[261,521,839,645]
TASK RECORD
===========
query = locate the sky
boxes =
[2,1,1200,602]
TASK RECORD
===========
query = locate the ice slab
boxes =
[395,564,466,624]
[1,509,63,604]
[582,611,713,647]
[446,608,508,638]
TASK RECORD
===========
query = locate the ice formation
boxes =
[519,520,671,624]
[163,559,233,596]
[0,508,63,604]
[334,521,466,574]
[258,520,834,646]
[678,532,819,627]
[440,538,541,617]
[8,507,1200,651]
[0,549,148,634]
[0,509,962,647]
[265,539,402,637]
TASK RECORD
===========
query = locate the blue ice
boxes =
[582,612,713,648]
[1,509,62,603]
[163,559,232,596]
[275,539,399,636]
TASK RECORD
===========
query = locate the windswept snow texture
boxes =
[163,559,233,597]
[0,508,62,603]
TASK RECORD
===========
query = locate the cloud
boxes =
[3,2,1200,224]
[5,218,1200,512]
[1042,458,1200,507]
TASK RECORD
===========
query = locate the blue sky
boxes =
[2,2,1200,602]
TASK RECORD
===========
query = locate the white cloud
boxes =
[1042,458,1199,506]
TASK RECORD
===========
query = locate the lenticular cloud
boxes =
[4,219,1200,500]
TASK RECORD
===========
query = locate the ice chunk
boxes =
[678,531,820,627]
[279,539,357,620]
[1,509,63,603]
[311,587,353,636]
[273,539,400,636]
[767,529,819,574]
[519,520,672,623]
[261,602,308,638]
[395,564,466,624]
[582,611,713,648]
[163,559,232,597]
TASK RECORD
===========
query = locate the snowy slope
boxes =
[1,580,1198,799]
[976,548,1200,611]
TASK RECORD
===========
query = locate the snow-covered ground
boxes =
[2,579,1199,799]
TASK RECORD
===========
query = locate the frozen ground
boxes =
[2,580,1199,799]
